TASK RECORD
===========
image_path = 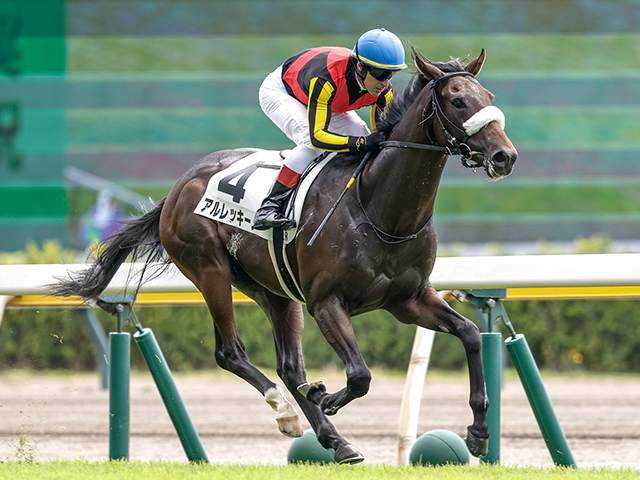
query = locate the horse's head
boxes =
[412,47,517,179]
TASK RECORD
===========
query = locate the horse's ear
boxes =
[466,48,486,76]
[411,46,444,81]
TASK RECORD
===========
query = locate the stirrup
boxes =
[252,210,296,231]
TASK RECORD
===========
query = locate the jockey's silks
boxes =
[281,47,393,152]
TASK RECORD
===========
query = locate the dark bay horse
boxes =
[52,47,516,464]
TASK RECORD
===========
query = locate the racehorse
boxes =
[51,47,517,464]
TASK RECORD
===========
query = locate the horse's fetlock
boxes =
[470,393,489,414]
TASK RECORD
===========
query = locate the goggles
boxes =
[366,65,396,81]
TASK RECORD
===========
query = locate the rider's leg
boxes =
[253,144,319,230]
[255,66,321,230]
[254,68,371,230]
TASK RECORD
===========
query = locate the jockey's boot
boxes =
[252,180,296,230]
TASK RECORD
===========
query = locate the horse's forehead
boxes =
[446,77,491,101]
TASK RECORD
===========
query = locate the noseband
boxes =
[382,71,502,170]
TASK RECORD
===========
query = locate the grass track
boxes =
[0,462,637,480]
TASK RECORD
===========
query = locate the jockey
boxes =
[252,28,407,231]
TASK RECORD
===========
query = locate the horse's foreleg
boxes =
[301,300,371,416]
[387,284,489,458]
[257,292,364,464]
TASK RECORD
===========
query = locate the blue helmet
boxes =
[352,28,407,71]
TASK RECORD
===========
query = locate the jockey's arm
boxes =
[306,77,360,153]
[370,88,393,132]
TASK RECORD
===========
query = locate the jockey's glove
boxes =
[355,132,385,153]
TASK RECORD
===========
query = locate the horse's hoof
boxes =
[276,415,304,438]
[334,443,365,464]
[465,428,489,458]
[297,381,326,404]
[265,386,304,437]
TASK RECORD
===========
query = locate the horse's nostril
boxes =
[493,152,508,166]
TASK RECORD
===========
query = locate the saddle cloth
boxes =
[194,149,334,244]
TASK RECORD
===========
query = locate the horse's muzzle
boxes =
[485,148,517,179]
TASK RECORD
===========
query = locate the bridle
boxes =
[309,71,502,246]
[354,72,488,245]
[380,71,485,171]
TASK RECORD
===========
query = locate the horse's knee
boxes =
[347,367,371,398]
[458,319,482,353]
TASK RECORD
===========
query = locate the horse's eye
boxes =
[452,98,466,109]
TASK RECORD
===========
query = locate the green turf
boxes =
[0,462,637,480]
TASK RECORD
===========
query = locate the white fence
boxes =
[2,253,640,464]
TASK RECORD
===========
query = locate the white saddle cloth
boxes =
[194,149,334,244]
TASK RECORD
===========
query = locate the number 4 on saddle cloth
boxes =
[194,149,335,303]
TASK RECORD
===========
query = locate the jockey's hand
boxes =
[356,132,385,152]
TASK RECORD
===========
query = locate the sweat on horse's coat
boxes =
[50,47,516,465]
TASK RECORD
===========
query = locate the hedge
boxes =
[1,239,639,373]
[1,299,639,374]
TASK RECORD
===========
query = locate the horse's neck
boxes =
[362,104,447,235]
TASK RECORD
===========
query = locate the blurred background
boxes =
[1,0,639,253]
[1,1,639,374]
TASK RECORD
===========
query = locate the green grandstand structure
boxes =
[1,0,639,250]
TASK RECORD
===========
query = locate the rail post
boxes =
[463,289,576,467]
[97,293,208,463]
[133,324,209,463]
[505,333,577,467]
[463,289,507,464]
[97,294,136,460]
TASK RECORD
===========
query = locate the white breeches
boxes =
[259,65,370,174]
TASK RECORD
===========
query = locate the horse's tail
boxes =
[50,198,169,299]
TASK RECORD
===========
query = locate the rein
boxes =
[355,169,431,245]
[351,72,485,245]
[308,71,489,246]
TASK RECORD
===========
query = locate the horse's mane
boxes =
[376,56,468,138]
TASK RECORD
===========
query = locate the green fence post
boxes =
[464,289,507,464]
[133,326,209,463]
[98,294,137,461]
[108,331,130,460]
[505,334,577,468]
[481,331,502,464]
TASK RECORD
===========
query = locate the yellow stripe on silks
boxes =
[370,105,377,132]
[385,90,394,103]
[372,90,394,132]
[308,78,351,152]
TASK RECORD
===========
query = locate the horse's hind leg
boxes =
[162,225,297,434]
[387,284,490,458]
